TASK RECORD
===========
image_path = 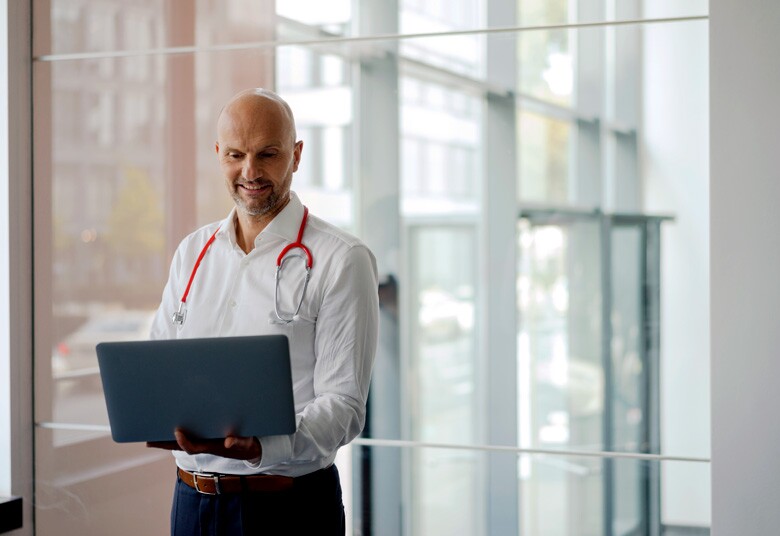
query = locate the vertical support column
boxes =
[574,0,604,208]
[31,0,59,519]
[644,221,662,536]
[483,92,519,536]
[0,0,33,533]
[485,2,518,532]
[31,0,54,491]
[613,131,639,211]
[566,214,604,533]
[606,0,641,212]
[164,0,197,254]
[355,1,400,535]
[575,119,603,206]
[599,215,615,536]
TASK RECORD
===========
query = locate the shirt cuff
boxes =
[243,433,293,470]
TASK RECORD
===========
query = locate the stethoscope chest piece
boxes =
[273,254,312,324]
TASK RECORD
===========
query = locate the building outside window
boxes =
[28,0,710,534]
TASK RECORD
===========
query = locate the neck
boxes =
[234,197,290,254]
[234,214,263,254]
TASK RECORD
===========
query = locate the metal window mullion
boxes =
[484,0,518,531]
[483,92,519,536]
[354,2,402,534]
[600,215,615,536]
[645,221,663,536]
[637,221,652,535]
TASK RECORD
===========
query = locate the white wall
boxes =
[641,0,711,527]
[710,1,780,534]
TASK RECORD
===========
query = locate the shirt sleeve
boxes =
[149,245,185,341]
[246,244,380,469]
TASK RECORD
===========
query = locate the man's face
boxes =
[215,100,302,219]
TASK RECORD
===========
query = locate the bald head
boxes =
[215,88,303,225]
[217,88,297,147]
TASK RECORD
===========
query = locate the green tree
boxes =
[106,166,164,256]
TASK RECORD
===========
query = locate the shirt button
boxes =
[230,300,237,308]
[241,258,249,267]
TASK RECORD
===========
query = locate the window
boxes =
[32,1,710,534]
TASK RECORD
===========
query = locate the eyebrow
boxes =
[222,143,283,154]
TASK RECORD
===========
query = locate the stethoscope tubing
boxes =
[273,206,311,323]
[172,206,311,326]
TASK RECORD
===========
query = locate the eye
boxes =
[227,152,243,160]
[260,151,278,158]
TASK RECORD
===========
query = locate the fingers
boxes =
[174,429,215,454]
[146,440,181,450]
[224,436,249,449]
[224,435,262,460]
[174,429,192,452]
[169,429,261,460]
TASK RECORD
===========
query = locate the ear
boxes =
[292,140,303,172]
[215,141,220,155]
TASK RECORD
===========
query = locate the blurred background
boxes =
[30,0,709,534]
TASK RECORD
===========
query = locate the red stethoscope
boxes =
[171,207,312,326]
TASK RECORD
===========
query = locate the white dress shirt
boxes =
[149,192,379,477]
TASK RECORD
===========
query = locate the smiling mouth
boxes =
[239,182,272,193]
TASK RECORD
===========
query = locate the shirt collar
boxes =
[216,191,305,246]
[263,191,306,243]
[216,207,239,247]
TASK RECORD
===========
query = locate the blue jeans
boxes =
[171,465,345,535]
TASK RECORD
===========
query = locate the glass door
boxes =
[517,209,667,536]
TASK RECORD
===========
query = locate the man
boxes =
[147,88,379,535]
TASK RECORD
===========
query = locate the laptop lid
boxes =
[96,335,296,443]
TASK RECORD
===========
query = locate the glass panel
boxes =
[348,445,711,535]
[400,76,482,215]
[33,18,709,535]
[518,110,572,204]
[517,218,604,453]
[34,43,356,531]
[276,46,355,229]
[517,27,573,106]
[34,428,173,535]
[35,0,279,57]
[642,18,710,462]
[408,225,480,535]
[34,0,708,56]
[512,19,710,463]
[520,454,604,535]
[518,455,711,536]
[38,48,354,425]
[400,0,485,79]
[276,0,351,29]
[409,226,477,441]
[412,448,483,535]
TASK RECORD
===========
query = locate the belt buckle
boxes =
[192,471,221,495]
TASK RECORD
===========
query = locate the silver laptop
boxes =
[96,335,296,443]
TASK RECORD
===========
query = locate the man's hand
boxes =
[147,428,262,461]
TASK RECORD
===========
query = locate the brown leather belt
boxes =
[177,468,294,495]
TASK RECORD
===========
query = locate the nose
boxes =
[242,156,262,181]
